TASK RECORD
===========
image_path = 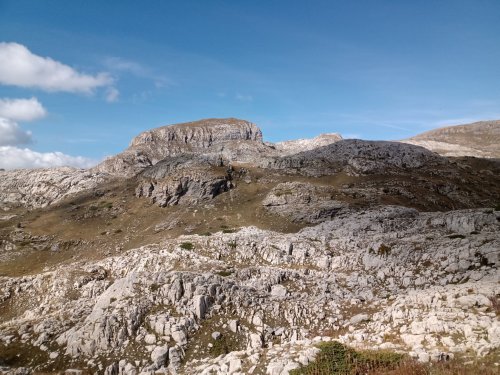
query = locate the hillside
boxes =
[403,120,500,158]
[0,118,499,374]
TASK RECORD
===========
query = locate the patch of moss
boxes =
[216,270,234,277]
[180,242,194,250]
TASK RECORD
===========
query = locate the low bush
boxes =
[180,242,194,250]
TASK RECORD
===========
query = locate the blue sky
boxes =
[0,0,499,168]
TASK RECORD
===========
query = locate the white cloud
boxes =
[0,97,47,121]
[0,146,96,169]
[0,117,32,146]
[104,56,169,87]
[235,93,253,102]
[105,87,120,102]
[0,42,113,93]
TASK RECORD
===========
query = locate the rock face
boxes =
[263,181,347,223]
[403,120,500,158]
[135,156,233,207]
[272,133,343,155]
[94,118,264,177]
[0,167,108,209]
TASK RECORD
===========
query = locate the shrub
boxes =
[180,242,194,250]
[448,234,466,239]
[209,336,230,357]
[378,244,392,256]
[216,270,233,277]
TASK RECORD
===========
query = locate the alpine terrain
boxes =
[0,118,499,375]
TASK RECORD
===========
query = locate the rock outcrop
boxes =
[135,156,233,207]
[263,181,347,223]
[0,167,108,209]
[403,120,500,158]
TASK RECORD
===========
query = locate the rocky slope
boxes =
[403,120,500,158]
[0,207,498,374]
[0,118,500,374]
[262,139,445,176]
[0,167,108,209]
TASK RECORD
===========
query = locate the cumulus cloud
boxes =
[0,117,32,146]
[0,146,96,169]
[0,97,47,121]
[0,42,113,93]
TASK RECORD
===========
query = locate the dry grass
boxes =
[489,294,500,315]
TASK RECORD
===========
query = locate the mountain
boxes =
[402,120,500,158]
[93,118,266,177]
[0,118,499,374]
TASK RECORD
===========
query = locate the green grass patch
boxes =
[209,336,232,357]
[290,341,404,375]
[216,270,234,277]
[180,242,194,250]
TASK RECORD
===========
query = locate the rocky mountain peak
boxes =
[129,118,263,149]
[94,118,264,176]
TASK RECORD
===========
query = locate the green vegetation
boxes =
[216,269,234,277]
[209,336,231,357]
[180,242,194,250]
[150,283,160,292]
[222,228,237,233]
[290,341,500,375]
[290,341,403,375]
[448,234,466,239]
[274,189,293,197]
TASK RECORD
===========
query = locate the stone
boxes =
[151,345,169,368]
